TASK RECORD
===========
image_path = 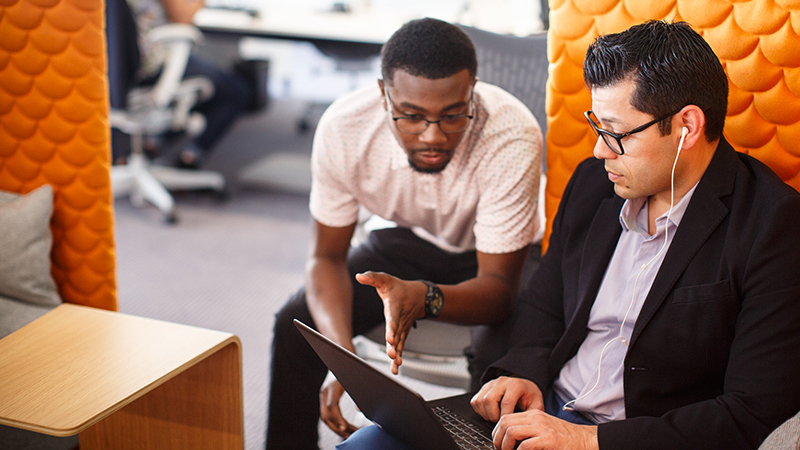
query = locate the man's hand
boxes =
[355,271,427,374]
[471,376,545,422]
[319,378,359,438]
[492,410,598,450]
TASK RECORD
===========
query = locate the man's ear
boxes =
[676,105,706,150]
[378,79,387,110]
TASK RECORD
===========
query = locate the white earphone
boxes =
[563,123,691,413]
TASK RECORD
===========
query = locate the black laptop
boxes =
[294,319,495,450]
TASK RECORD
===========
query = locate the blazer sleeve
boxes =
[483,158,610,389]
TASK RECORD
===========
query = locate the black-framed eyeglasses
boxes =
[585,108,683,155]
[384,88,475,135]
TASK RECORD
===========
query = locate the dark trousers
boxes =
[182,56,251,153]
[265,228,516,450]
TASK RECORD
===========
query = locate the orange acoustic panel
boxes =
[544,0,800,251]
[0,0,117,310]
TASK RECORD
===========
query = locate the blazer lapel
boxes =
[630,140,737,344]
[559,196,624,357]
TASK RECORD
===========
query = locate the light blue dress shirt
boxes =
[553,183,698,423]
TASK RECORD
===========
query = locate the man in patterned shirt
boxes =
[266,18,542,450]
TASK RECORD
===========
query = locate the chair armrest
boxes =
[147,23,203,44]
[148,24,204,108]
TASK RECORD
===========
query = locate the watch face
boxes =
[428,287,444,316]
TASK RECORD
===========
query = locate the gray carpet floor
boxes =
[113,99,464,449]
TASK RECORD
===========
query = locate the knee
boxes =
[273,289,311,342]
[336,426,411,450]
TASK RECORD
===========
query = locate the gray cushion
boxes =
[0,185,61,339]
[0,295,56,340]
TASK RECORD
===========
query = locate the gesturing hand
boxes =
[355,271,427,374]
[320,378,359,438]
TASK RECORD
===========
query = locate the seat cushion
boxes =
[0,185,60,338]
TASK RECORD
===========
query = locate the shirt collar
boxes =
[619,182,700,235]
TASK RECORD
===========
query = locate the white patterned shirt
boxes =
[309,82,542,254]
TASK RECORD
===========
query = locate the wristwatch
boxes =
[420,280,444,319]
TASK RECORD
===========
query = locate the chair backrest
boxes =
[0,0,117,310]
[459,26,549,146]
[544,0,800,251]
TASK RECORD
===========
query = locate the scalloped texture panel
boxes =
[544,0,800,251]
[0,0,117,310]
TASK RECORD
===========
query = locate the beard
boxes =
[407,149,451,174]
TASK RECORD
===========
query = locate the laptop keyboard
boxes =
[432,405,494,450]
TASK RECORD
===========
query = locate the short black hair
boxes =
[584,20,728,142]
[381,18,477,84]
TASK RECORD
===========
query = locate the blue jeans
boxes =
[336,388,594,450]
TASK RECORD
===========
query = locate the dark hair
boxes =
[584,20,728,142]
[381,18,477,84]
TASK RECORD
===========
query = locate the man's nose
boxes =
[418,122,448,145]
[593,136,617,160]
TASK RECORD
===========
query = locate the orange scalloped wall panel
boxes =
[544,0,800,252]
[0,0,117,310]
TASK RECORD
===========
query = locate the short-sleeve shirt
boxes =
[309,81,542,254]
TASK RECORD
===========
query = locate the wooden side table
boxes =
[0,304,243,449]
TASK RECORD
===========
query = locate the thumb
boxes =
[355,271,386,288]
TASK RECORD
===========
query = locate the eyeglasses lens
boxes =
[395,117,471,134]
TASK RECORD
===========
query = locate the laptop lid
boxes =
[294,319,464,450]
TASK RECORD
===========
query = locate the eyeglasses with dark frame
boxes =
[384,87,475,135]
[585,108,683,155]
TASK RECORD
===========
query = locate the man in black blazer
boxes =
[469,20,800,450]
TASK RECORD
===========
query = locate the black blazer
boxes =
[486,139,800,450]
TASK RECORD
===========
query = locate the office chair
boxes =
[355,28,550,390]
[461,27,549,145]
[296,40,382,132]
[107,0,225,223]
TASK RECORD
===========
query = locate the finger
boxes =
[320,392,359,438]
[325,408,359,439]
[472,383,502,422]
[355,271,386,289]
[497,410,552,449]
[470,388,488,419]
[500,425,523,450]
[392,327,408,357]
[385,319,398,347]
[499,390,519,418]
[321,405,348,436]
[493,415,527,450]
[391,358,401,375]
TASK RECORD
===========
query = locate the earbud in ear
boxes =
[681,127,688,138]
